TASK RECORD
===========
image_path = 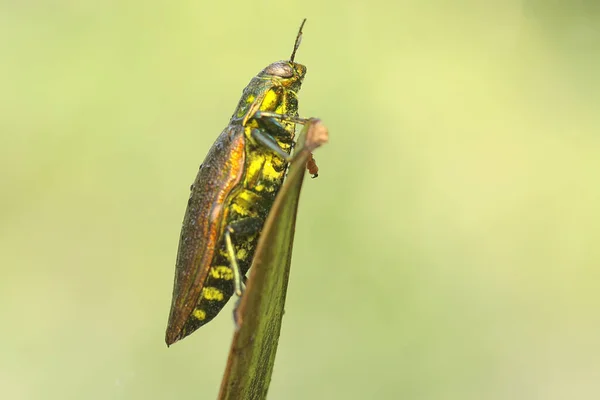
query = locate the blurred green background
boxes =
[2,1,599,399]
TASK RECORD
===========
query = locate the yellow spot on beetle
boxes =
[203,287,224,301]
[193,309,206,320]
[261,89,278,110]
[210,266,234,280]
[231,203,248,216]
[237,248,248,260]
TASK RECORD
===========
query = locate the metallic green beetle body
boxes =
[166,21,308,346]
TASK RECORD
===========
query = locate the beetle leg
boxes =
[251,128,292,162]
[253,111,307,152]
[253,112,297,140]
[253,111,309,126]
[251,128,318,179]
[224,227,245,297]
[224,217,263,297]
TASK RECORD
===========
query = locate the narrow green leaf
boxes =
[218,119,329,400]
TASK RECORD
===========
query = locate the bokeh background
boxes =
[2,1,599,399]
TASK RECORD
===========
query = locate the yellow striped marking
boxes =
[261,89,278,110]
[231,203,249,216]
[237,248,248,261]
[202,287,224,301]
[210,266,234,280]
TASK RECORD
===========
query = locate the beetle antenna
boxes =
[290,18,307,63]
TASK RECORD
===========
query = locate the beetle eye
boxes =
[264,62,294,78]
